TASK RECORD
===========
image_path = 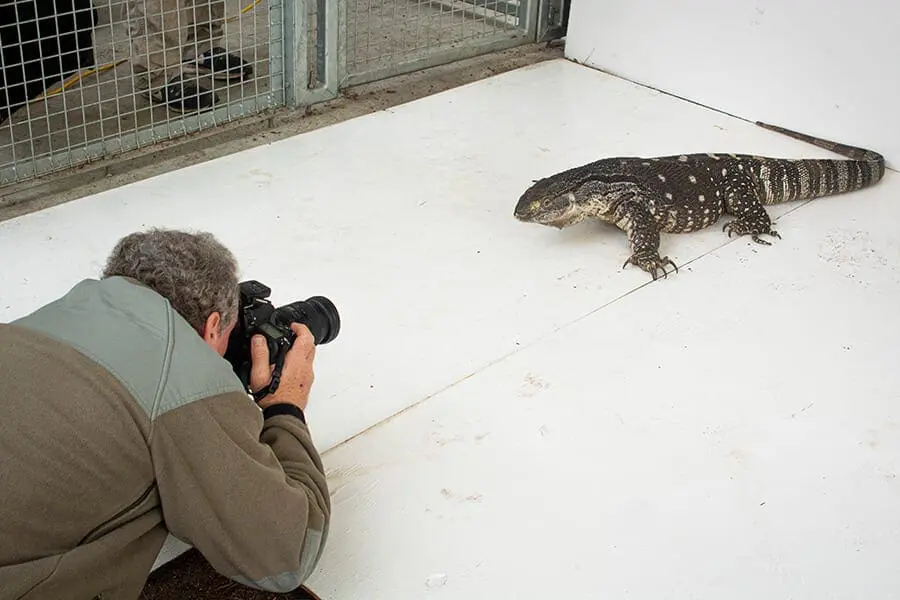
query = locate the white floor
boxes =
[2,58,899,599]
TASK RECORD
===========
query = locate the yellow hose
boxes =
[30,0,263,104]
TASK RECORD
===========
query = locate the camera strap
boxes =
[250,344,289,403]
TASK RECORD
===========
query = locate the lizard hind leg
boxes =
[722,191,781,246]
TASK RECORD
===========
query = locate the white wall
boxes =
[564,0,900,170]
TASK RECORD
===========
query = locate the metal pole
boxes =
[283,0,310,107]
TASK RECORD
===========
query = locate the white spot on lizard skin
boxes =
[722,168,728,176]
[707,153,720,159]
[836,160,850,191]
[689,175,697,184]
[642,162,651,166]
[759,163,772,202]
[665,193,673,200]
[738,163,744,171]
[797,163,810,197]
[699,195,705,202]
[704,208,710,214]
[678,155,688,162]
[658,174,666,182]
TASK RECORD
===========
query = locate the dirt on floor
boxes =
[140,548,324,600]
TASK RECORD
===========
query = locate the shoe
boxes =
[195,47,253,82]
[152,75,218,113]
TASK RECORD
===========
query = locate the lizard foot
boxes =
[623,251,679,280]
[722,219,781,246]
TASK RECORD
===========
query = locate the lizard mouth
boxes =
[515,200,579,227]
[547,209,583,229]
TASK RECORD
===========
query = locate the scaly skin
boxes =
[513,121,885,280]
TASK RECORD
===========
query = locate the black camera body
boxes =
[224,280,340,401]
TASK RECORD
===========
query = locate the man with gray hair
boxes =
[0,228,330,599]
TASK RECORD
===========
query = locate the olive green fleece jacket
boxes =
[0,276,330,599]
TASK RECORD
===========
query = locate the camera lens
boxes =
[272,296,341,345]
[304,296,340,344]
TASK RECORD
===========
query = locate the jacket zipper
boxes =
[78,483,155,545]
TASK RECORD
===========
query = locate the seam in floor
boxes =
[321,196,823,458]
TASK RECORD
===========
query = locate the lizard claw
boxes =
[623,252,679,280]
[723,219,781,245]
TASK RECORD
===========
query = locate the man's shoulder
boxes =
[12,276,246,420]
[158,317,247,418]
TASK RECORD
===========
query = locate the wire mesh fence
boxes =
[0,0,537,187]
[343,0,530,85]
[0,0,293,184]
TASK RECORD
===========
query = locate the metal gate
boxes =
[340,0,538,86]
[0,0,546,187]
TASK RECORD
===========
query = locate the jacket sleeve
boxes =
[149,392,331,593]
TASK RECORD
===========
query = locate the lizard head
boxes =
[514,177,582,229]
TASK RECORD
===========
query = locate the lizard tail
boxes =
[754,121,886,204]
[755,121,884,165]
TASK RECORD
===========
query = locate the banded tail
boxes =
[752,121,885,205]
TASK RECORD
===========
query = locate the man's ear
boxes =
[202,311,222,344]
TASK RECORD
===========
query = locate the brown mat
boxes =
[140,548,324,600]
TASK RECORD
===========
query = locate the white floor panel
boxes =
[307,173,900,599]
[0,59,870,455]
[1,58,897,597]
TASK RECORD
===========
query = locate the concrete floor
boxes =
[2,58,898,598]
[0,0,520,182]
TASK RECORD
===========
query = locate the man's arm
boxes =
[149,391,330,592]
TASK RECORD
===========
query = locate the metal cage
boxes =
[0,0,545,186]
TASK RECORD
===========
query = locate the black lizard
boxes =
[513,121,886,280]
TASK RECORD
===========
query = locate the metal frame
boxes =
[1,0,549,187]
[283,0,340,106]
[535,0,568,41]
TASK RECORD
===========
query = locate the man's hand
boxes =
[249,323,317,411]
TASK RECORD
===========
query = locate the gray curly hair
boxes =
[101,228,240,334]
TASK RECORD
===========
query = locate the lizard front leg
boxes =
[722,189,781,245]
[613,199,678,280]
